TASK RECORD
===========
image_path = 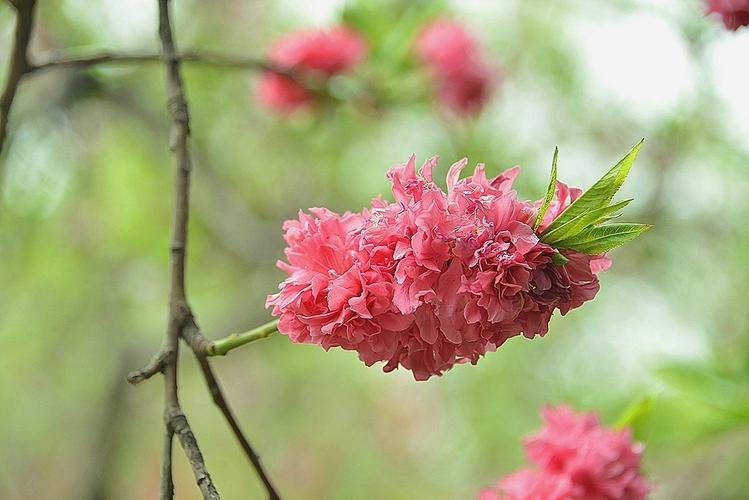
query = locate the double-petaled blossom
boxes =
[415,19,497,116]
[267,156,609,380]
[706,0,749,30]
[479,405,651,500]
[257,27,366,111]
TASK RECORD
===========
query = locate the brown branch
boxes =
[182,316,216,355]
[156,0,218,498]
[161,427,175,500]
[112,28,284,498]
[166,407,218,499]
[127,347,172,384]
[29,50,273,74]
[196,354,282,499]
[1,36,337,173]
[28,50,326,98]
[0,1,281,496]
[0,0,36,159]
[181,317,282,498]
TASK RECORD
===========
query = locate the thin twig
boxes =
[208,320,279,356]
[107,26,283,498]
[196,355,282,499]
[29,50,327,97]
[29,50,272,74]
[181,317,283,498]
[181,317,278,357]
[1,41,334,171]
[27,50,316,91]
[157,0,219,498]
[1,43,303,168]
[127,347,172,384]
[2,1,279,496]
[0,0,36,159]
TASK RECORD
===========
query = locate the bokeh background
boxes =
[2,0,749,498]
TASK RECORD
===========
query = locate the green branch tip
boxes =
[207,319,280,356]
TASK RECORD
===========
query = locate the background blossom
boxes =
[415,19,497,115]
[480,405,651,500]
[706,0,749,30]
[257,27,366,111]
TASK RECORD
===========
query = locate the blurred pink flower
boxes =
[480,405,651,500]
[257,27,366,111]
[269,27,366,75]
[267,157,607,380]
[706,0,749,30]
[257,72,313,111]
[415,19,497,116]
[482,469,567,500]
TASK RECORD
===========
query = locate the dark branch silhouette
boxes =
[154,0,219,497]
[0,0,36,160]
[3,2,282,497]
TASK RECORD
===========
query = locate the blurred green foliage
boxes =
[1,0,749,499]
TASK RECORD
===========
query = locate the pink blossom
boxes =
[497,469,569,500]
[706,0,749,30]
[257,72,313,111]
[257,27,366,111]
[480,405,652,500]
[416,19,497,116]
[267,156,608,380]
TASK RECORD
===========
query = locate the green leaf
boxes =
[592,198,633,224]
[614,397,654,430]
[595,211,624,225]
[551,251,569,266]
[541,140,643,243]
[554,223,652,254]
[543,198,634,245]
[533,147,558,231]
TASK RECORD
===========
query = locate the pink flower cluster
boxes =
[257,27,366,111]
[706,0,749,30]
[266,157,609,379]
[415,19,497,116]
[479,405,651,500]
[267,156,609,380]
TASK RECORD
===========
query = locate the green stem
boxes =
[207,319,279,356]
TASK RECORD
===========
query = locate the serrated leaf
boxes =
[542,198,634,246]
[533,147,558,231]
[551,251,569,266]
[541,140,643,243]
[555,223,652,254]
[595,211,624,225]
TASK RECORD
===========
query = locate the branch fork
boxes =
[3,0,282,497]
